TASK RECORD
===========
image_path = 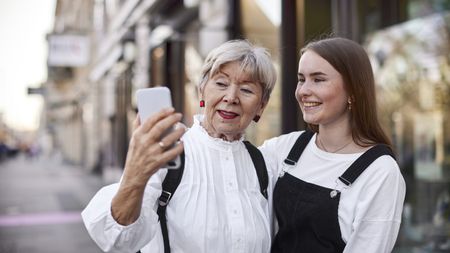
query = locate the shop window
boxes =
[366,11,450,252]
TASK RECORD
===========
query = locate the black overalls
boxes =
[271,130,394,253]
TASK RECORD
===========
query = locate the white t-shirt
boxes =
[260,130,406,253]
[81,115,275,253]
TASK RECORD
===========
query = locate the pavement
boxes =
[0,154,107,253]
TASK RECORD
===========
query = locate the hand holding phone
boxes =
[136,87,181,169]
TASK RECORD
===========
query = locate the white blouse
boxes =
[81,115,275,253]
[260,131,406,253]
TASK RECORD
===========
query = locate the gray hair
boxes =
[199,40,276,102]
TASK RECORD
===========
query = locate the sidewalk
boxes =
[0,154,106,253]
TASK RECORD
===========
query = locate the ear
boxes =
[197,86,204,100]
[256,99,268,117]
[348,95,355,104]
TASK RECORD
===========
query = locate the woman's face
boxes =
[201,61,266,141]
[296,50,350,129]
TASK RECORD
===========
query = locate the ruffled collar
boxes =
[190,114,245,151]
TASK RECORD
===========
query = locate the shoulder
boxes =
[369,155,402,178]
[346,153,406,223]
[358,154,406,195]
[259,130,305,153]
[258,131,306,180]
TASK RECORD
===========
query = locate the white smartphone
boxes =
[136,87,181,169]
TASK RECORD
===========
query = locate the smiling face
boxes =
[296,50,350,129]
[200,61,266,141]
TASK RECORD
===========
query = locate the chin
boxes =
[303,117,318,125]
[222,128,244,138]
[220,129,239,136]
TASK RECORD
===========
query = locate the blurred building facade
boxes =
[45,1,94,165]
[44,0,449,251]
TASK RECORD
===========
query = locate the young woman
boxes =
[261,37,406,253]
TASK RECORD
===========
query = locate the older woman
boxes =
[81,40,277,253]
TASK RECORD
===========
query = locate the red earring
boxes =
[253,115,261,123]
[200,100,205,107]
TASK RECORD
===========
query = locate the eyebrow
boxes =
[311,71,327,76]
[298,71,326,77]
[218,70,255,84]
[240,79,255,84]
[218,70,229,77]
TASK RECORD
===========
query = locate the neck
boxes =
[200,121,242,142]
[317,126,353,153]
[317,134,353,153]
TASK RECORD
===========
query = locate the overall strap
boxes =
[338,144,395,186]
[154,152,186,253]
[243,141,269,199]
[284,130,315,166]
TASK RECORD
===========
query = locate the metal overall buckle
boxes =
[330,178,351,198]
[279,158,296,177]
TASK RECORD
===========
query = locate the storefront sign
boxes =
[48,34,90,67]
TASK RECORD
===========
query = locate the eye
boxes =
[314,78,325,83]
[215,82,228,87]
[297,78,305,84]
[241,88,254,94]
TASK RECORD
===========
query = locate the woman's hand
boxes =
[121,107,185,187]
[111,107,185,225]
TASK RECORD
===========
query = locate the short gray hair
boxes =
[199,40,276,102]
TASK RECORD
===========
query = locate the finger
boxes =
[159,127,185,148]
[174,122,188,132]
[158,141,184,166]
[132,115,140,132]
[140,107,175,133]
[147,113,182,141]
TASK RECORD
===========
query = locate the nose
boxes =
[295,81,312,102]
[223,86,239,104]
[296,81,312,97]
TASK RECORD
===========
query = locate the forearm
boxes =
[82,177,162,253]
[111,180,147,225]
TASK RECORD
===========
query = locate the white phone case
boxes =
[136,87,172,123]
[136,87,181,169]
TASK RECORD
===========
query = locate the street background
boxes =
[1,0,449,252]
[0,154,104,253]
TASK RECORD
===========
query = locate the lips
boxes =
[218,110,239,119]
[303,101,322,108]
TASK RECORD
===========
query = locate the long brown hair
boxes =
[301,37,393,151]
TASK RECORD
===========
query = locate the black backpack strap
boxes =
[284,130,315,166]
[152,152,185,253]
[338,144,395,186]
[139,140,269,253]
[243,141,269,199]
